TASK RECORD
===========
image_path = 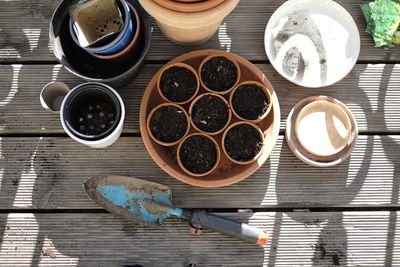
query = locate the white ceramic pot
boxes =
[138,0,240,45]
[40,82,125,148]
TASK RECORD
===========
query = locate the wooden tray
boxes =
[139,50,280,187]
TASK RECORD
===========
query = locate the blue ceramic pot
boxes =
[69,0,136,55]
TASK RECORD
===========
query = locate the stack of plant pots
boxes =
[140,50,281,187]
[138,0,240,45]
[49,0,152,88]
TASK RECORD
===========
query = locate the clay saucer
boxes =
[151,0,225,13]
[140,50,281,188]
[286,96,358,167]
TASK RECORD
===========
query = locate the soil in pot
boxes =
[179,135,218,174]
[201,56,238,92]
[225,124,262,162]
[150,105,188,143]
[191,94,229,133]
[160,66,197,102]
[232,83,270,120]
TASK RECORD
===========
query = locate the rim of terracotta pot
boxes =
[177,132,221,177]
[198,53,241,95]
[189,92,231,135]
[157,62,200,105]
[222,121,265,165]
[147,102,190,146]
[138,0,239,27]
[173,0,204,2]
[89,1,141,61]
[229,80,273,123]
[151,0,226,13]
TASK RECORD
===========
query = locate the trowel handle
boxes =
[187,210,269,245]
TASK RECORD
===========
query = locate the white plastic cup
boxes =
[40,82,70,113]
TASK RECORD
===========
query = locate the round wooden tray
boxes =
[139,50,281,187]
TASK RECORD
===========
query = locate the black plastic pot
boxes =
[62,83,122,141]
[49,0,151,89]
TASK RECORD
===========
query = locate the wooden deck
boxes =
[0,0,399,266]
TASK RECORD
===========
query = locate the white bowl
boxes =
[264,0,360,88]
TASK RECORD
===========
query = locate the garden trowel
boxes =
[84,175,269,245]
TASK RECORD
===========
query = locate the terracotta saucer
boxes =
[151,0,225,13]
[139,50,281,188]
[286,96,358,167]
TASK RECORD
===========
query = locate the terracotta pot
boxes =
[189,93,231,135]
[138,0,239,45]
[157,62,200,104]
[90,2,142,62]
[198,53,241,95]
[147,103,190,146]
[151,0,226,13]
[177,133,221,177]
[229,81,273,123]
[222,121,265,165]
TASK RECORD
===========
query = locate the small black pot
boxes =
[49,0,151,88]
[62,83,122,141]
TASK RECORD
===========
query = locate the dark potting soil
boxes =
[73,101,116,136]
[150,105,187,143]
[192,95,229,133]
[201,56,238,92]
[160,66,197,102]
[179,135,217,174]
[225,124,262,162]
[232,84,269,120]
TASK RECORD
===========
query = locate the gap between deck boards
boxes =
[0,59,398,65]
[0,132,399,138]
[1,205,400,214]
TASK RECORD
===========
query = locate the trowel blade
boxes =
[84,175,181,227]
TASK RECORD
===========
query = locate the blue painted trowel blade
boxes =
[84,176,182,227]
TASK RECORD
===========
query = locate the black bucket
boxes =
[49,0,151,88]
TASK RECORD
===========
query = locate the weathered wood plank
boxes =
[1,64,400,134]
[0,135,399,209]
[0,0,399,62]
[0,211,398,266]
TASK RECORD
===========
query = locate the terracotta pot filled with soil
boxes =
[199,54,240,94]
[157,62,199,104]
[222,121,264,165]
[177,133,220,177]
[189,93,231,135]
[230,81,272,122]
[147,103,190,146]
